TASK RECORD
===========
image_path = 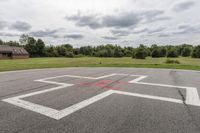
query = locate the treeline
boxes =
[1,35,200,59]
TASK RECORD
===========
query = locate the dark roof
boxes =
[0,45,29,55]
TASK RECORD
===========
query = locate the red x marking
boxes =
[78,80,128,90]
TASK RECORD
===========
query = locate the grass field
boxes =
[0,57,200,72]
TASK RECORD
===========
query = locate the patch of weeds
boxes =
[165,59,180,64]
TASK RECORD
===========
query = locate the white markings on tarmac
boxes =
[2,73,200,120]
[129,76,200,106]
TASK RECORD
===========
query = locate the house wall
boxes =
[12,55,29,59]
[0,53,12,59]
[0,53,29,59]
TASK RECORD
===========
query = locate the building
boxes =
[0,45,29,59]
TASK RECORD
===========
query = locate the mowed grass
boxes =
[0,57,200,72]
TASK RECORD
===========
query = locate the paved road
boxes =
[0,68,200,133]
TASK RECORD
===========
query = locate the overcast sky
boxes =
[0,0,200,46]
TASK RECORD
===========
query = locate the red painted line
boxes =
[77,80,129,91]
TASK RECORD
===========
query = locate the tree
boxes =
[24,37,38,57]
[63,44,73,51]
[0,39,3,45]
[138,44,148,57]
[44,46,58,57]
[167,49,178,58]
[73,48,80,55]
[134,48,147,59]
[65,51,74,58]
[19,34,29,45]
[124,47,134,57]
[79,46,93,56]
[4,41,19,46]
[36,39,45,57]
[177,44,193,56]
[151,49,160,58]
[191,45,200,58]
[114,47,124,57]
[56,46,67,56]
[159,47,167,57]
[181,47,191,57]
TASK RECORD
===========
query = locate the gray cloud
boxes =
[132,28,149,34]
[64,34,84,39]
[102,36,119,40]
[0,32,20,37]
[65,10,167,30]
[29,29,60,38]
[142,10,171,23]
[102,12,141,29]
[146,16,171,23]
[66,13,102,29]
[158,33,170,37]
[10,21,31,31]
[142,10,163,20]
[147,27,165,34]
[110,27,165,37]
[0,21,7,30]
[132,27,165,34]
[172,1,196,12]
[173,24,200,35]
[110,29,131,36]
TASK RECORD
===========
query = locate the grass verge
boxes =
[0,57,200,72]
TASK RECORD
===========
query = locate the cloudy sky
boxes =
[0,0,200,46]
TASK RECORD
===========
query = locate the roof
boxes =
[0,45,29,55]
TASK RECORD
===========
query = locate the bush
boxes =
[165,59,180,64]
[181,47,191,57]
[134,48,147,59]
[191,45,200,58]
[167,49,178,58]
[151,49,160,58]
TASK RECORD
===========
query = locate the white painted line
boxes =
[185,87,200,106]
[113,90,183,104]
[2,73,200,120]
[2,98,59,118]
[51,90,114,120]
[129,80,200,106]
[129,75,148,83]
[95,74,118,79]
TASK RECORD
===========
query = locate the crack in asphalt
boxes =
[169,70,200,131]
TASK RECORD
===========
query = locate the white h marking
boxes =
[2,74,200,120]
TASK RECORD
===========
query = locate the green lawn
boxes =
[0,57,200,72]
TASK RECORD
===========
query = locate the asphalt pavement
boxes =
[0,68,200,133]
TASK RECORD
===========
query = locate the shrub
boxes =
[165,59,180,64]
[134,48,147,59]
[167,49,178,58]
